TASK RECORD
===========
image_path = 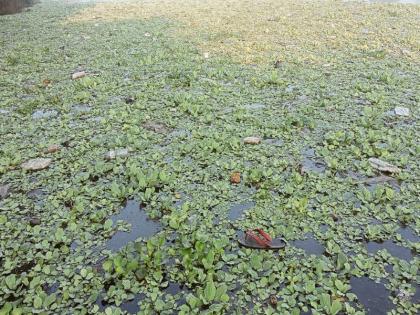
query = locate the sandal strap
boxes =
[245,230,270,247]
[256,229,272,242]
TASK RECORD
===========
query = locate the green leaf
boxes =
[203,279,216,302]
[0,303,12,315]
[44,294,56,307]
[11,308,23,315]
[104,219,113,230]
[320,293,331,310]
[102,260,113,273]
[202,250,215,270]
[186,294,200,308]
[215,283,227,300]
[337,252,348,270]
[330,300,342,315]
[122,279,131,290]
[5,274,17,290]
[34,296,43,309]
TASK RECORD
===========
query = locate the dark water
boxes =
[291,234,325,255]
[301,148,326,174]
[0,0,37,15]
[367,240,413,261]
[105,200,162,251]
[120,294,144,314]
[398,226,420,243]
[228,201,255,221]
[350,277,393,313]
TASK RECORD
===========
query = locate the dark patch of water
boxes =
[319,224,328,233]
[367,240,413,261]
[228,201,255,221]
[350,277,393,313]
[164,282,184,295]
[291,234,324,255]
[397,227,419,243]
[120,294,144,314]
[0,0,37,15]
[301,148,325,174]
[43,282,60,295]
[363,175,400,192]
[413,284,420,303]
[27,188,44,199]
[105,200,162,251]
[70,240,79,251]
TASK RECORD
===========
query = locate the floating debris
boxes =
[32,109,58,119]
[45,144,60,154]
[104,149,129,160]
[230,172,241,184]
[143,121,169,134]
[394,107,410,116]
[21,158,52,171]
[244,136,261,144]
[368,158,401,174]
[72,71,86,80]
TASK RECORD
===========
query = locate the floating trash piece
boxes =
[394,107,410,116]
[21,158,52,171]
[0,184,10,200]
[368,158,400,174]
[203,52,209,59]
[72,71,86,80]
[45,144,60,153]
[104,148,129,160]
[29,217,41,226]
[230,172,241,184]
[244,136,261,144]
[143,121,169,134]
[238,229,286,250]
